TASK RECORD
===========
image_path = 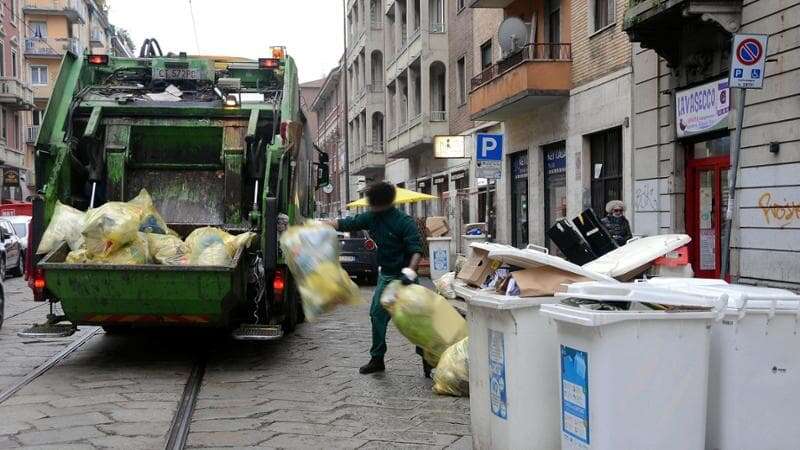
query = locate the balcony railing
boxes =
[408,27,421,43]
[431,111,447,122]
[26,126,39,144]
[0,78,34,109]
[431,22,446,33]
[471,43,572,90]
[23,0,86,23]
[25,37,82,57]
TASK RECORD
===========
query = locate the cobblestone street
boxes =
[0,279,472,449]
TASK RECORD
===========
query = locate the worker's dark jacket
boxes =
[338,207,422,275]
[601,214,632,247]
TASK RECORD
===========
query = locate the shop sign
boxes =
[545,148,566,176]
[512,153,528,180]
[433,176,447,185]
[675,78,730,138]
[3,168,19,187]
[451,170,466,181]
[434,135,466,158]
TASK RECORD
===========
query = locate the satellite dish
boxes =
[498,17,532,58]
[322,184,334,194]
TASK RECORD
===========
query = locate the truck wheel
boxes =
[282,274,300,334]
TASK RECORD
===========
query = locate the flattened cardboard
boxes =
[425,216,450,237]
[457,246,500,287]
[511,266,592,297]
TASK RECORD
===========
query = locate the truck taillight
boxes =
[364,239,377,251]
[273,268,286,297]
[88,54,109,65]
[259,58,280,70]
[31,268,45,301]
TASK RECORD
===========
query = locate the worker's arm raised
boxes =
[333,212,372,232]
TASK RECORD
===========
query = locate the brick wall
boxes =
[448,5,474,134]
[571,0,631,87]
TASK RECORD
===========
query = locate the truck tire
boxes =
[282,273,301,334]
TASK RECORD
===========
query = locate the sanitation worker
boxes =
[326,182,424,375]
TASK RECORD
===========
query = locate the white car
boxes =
[6,215,31,254]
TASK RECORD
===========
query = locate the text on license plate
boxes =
[152,68,203,80]
[339,256,356,262]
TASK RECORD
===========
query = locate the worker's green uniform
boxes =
[338,207,422,358]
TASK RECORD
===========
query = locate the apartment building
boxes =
[345,0,386,201]
[0,0,34,200]
[22,0,113,192]
[311,65,347,218]
[468,0,632,252]
[625,1,800,288]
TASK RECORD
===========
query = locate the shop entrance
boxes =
[686,136,730,279]
[510,151,529,248]
[543,142,567,254]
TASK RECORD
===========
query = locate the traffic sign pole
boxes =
[720,88,745,281]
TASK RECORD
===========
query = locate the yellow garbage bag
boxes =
[128,189,170,235]
[83,202,143,257]
[184,227,256,266]
[432,337,470,397]
[279,222,362,320]
[147,233,190,266]
[380,281,468,366]
[88,233,151,265]
[38,202,86,255]
[65,248,90,264]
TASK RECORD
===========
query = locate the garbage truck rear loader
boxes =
[26,46,328,338]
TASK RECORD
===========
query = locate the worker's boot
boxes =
[359,357,385,374]
[422,359,433,379]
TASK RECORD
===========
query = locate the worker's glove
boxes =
[400,267,418,285]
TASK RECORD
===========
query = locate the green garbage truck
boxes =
[26,43,328,339]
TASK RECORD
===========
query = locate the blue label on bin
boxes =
[488,329,507,419]
[433,248,449,271]
[561,345,590,446]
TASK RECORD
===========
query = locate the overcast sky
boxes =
[108,0,345,83]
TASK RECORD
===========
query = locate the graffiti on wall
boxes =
[634,179,659,212]
[758,192,800,225]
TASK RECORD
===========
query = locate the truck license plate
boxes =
[339,256,356,262]
[152,68,203,80]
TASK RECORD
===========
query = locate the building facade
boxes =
[625,0,800,288]
[310,66,347,218]
[469,0,633,253]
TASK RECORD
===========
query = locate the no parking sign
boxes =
[730,34,768,89]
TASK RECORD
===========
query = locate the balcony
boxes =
[385,112,449,159]
[469,43,572,121]
[469,0,515,7]
[0,78,34,110]
[350,144,386,177]
[624,0,741,67]
[25,37,82,58]
[23,0,86,24]
[26,126,40,144]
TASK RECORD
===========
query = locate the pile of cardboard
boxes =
[425,216,449,237]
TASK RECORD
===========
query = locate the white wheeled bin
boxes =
[541,281,727,450]
[647,278,800,450]
[467,246,615,450]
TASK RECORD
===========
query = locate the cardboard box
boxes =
[457,246,500,287]
[510,266,591,297]
[425,216,450,237]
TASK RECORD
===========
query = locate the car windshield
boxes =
[12,223,26,237]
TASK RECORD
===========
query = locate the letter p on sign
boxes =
[477,133,504,161]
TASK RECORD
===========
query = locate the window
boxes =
[1,108,7,141]
[11,50,17,78]
[457,57,466,105]
[9,0,15,21]
[589,127,623,217]
[32,110,42,126]
[30,21,47,39]
[480,40,492,69]
[593,0,615,32]
[30,66,48,86]
[0,43,4,77]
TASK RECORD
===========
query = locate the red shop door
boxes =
[686,155,730,279]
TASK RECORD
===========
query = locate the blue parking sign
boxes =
[476,134,503,161]
[733,68,743,78]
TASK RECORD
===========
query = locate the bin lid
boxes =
[470,242,510,253]
[488,246,616,282]
[469,292,560,310]
[647,278,800,311]
[582,234,691,279]
[556,280,728,310]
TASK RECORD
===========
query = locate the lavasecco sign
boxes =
[675,78,730,138]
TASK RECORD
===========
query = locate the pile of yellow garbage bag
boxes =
[280,221,362,321]
[432,337,470,397]
[380,281,468,367]
[38,189,255,266]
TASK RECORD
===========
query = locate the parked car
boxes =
[338,231,378,284]
[0,218,24,279]
[7,215,31,255]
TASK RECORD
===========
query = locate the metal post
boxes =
[342,0,351,207]
[720,88,746,280]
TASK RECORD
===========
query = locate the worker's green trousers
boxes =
[370,273,401,359]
